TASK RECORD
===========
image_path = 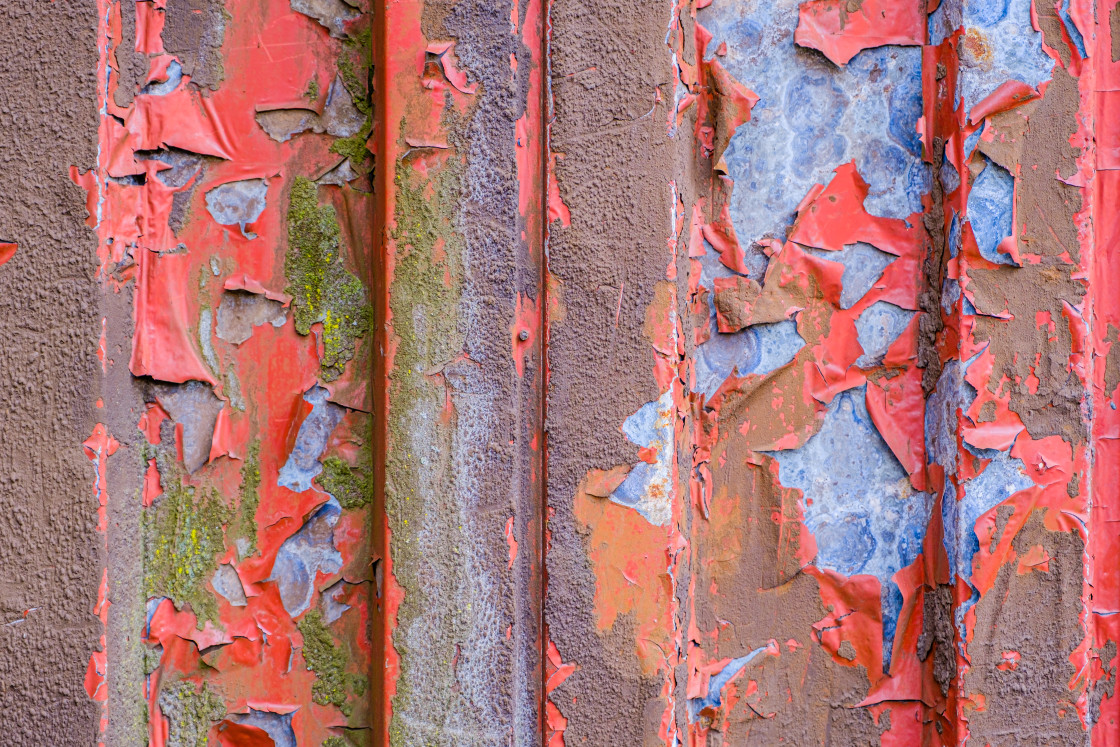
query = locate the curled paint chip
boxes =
[0,242,16,267]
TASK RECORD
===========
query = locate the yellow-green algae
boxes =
[299,609,367,717]
[143,464,230,626]
[386,155,470,743]
[318,455,372,509]
[284,177,371,381]
[332,26,373,171]
[158,680,225,747]
[229,440,261,557]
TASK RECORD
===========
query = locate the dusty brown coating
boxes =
[964,509,1084,745]
[971,68,1086,445]
[114,0,150,108]
[693,440,883,743]
[918,583,955,697]
[0,0,104,743]
[546,0,678,740]
[163,0,227,91]
[102,293,147,746]
[1113,4,1120,63]
[919,137,948,394]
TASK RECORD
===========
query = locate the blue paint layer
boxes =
[686,646,768,721]
[804,242,896,310]
[700,0,927,243]
[277,386,343,493]
[228,710,296,747]
[855,301,916,367]
[693,320,805,399]
[1059,0,1087,59]
[269,497,343,617]
[959,0,1053,116]
[205,178,269,239]
[770,388,930,670]
[967,157,1017,265]
[611,390,675,526]
[139,59,183,97]
[943,449,1033,586]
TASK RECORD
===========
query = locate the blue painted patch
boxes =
[964,0,1011,27]
[943,450,1033,587]
[700,0,928,243]
[942,277,962,315]
[322,579,353,624]
[686,646,769,721]
[967,157,1017,265]
[963,128,983,160]
[611,390,675,526]
[925,360,970,479]
[205,179,269,239]
[693,320,805,399]
[269,497,343,617]
[770,388,930,671]
[228,710,296,747]
[139,59,183,97]
[804,241,896,310]
[959,0,1053,117]
[277,386,344,493]
[855,301,916,367]
[929,0,962,46]
[948,211,962,259]
[940,150,962,196]
[1059,0,1087,59]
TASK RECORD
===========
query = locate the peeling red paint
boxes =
[795,0,926,66]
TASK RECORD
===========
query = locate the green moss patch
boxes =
[318,455,371,509]
[299,609,366,716]
[332,27,372,172]
[229,441,260,558]
[285,177,371,381]
[143,474,230,626]
[158,680,225,747]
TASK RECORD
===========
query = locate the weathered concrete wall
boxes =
[5,0,1120,745]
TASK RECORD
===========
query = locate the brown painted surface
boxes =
[0,1,104,743]
[546,0,679,740]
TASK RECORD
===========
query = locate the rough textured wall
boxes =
[6,0,1120,745]
[0,1,102,744]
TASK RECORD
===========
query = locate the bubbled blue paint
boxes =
[770,388,931,670]
[959,0,1053,117]
[967,157,1017,266]
[700,0,928,245]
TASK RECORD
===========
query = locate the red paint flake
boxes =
[998,651,1022,671]
[794,0,925,66]
[0,242,16,267]
[505,516,518,569]
[1016,544,1052,575]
